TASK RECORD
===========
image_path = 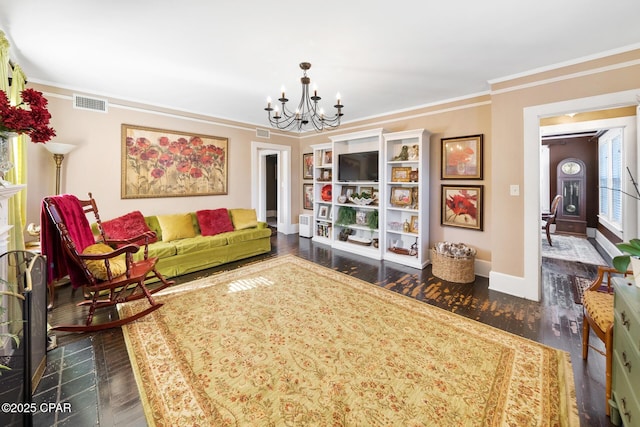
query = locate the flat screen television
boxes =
[338,151,379,182]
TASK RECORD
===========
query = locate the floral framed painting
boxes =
[303,183,313,210]
[121,124,228,199]
[303,153,313,180]
[441,134,483,180]
[441,185,484,230]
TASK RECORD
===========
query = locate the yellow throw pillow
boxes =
[81,243,127,280]
[157,213,196,241]
[229,209,258,230]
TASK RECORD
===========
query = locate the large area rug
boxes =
[542,233,606,265]
[119,255,578,426]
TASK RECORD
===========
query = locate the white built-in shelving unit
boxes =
[382,129,430,268]
[311,143,333,245]
[329,129,384,260]
[309,128,430,268]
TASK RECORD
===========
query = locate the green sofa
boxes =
[96,210,272,280]
[139,212,272,278]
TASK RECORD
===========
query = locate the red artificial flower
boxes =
[0,89,56,143]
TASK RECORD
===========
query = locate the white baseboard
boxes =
[489,270,540,301]
[474,258,491,278]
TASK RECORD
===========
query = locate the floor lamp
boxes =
[43,142,75,195]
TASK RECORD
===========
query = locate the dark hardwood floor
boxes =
[39,233,614,426]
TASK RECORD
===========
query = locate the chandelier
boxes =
[264,62,344,132]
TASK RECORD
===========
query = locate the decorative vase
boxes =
[0,132,16,184]
[630,257,640,289]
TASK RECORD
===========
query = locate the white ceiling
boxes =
[1,1,639,129]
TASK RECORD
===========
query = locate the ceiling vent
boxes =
[73,94,108,113]
[256,128,270,139]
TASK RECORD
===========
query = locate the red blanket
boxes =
[41,194,96,288]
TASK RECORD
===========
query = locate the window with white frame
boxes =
[598,128,623,231]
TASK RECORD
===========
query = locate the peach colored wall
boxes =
[26,84,297,236]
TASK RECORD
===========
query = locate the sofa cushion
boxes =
[229,209,258,230]
[226,227,272,244]
[196,209,234,236]
[173,235,229,255]
[132,241,177,262]
[102,210,157,245]
[157,213,196,242]
[81,243,127,280]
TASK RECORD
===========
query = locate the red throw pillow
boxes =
[196,209,234,236]
[102,211,157,245]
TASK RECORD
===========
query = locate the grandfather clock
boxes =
[556,158,587,235]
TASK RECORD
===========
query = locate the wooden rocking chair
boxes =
[42,193,174,332]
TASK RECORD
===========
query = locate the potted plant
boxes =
[612,238,640,288]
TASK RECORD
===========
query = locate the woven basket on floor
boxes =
[431,249,475,283]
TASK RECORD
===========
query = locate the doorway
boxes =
[523,89,640,301]
[251,141,292,234]
[266,154,278,228]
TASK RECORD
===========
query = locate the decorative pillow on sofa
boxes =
[196,209,234,236]
[157,213,196,241]
[81,243,127,280]
[229,209,258,230]
[102,210,157,245]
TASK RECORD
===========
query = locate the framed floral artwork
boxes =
[441,134,483,180]
[303,183,313,210]
[441,185,483,230]
[121,124,228,198]
[303,153,313,180]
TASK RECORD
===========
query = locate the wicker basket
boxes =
[431,249,475,283]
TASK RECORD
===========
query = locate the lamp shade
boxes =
[43,142,76,155]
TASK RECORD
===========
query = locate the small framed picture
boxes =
[322,169,332,181]
[441,185,484,230]
[359,186,374,198]
[441,134,483,180]
[303,183,313,210]
[390,187,412,207]
[409,215,418,233]
[318,205,329,219]
[341,185,357,198]
[323,149,333,166]
[303,153,313,180]
[391,167,412,182]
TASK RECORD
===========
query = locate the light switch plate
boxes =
[510,185,520,196]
